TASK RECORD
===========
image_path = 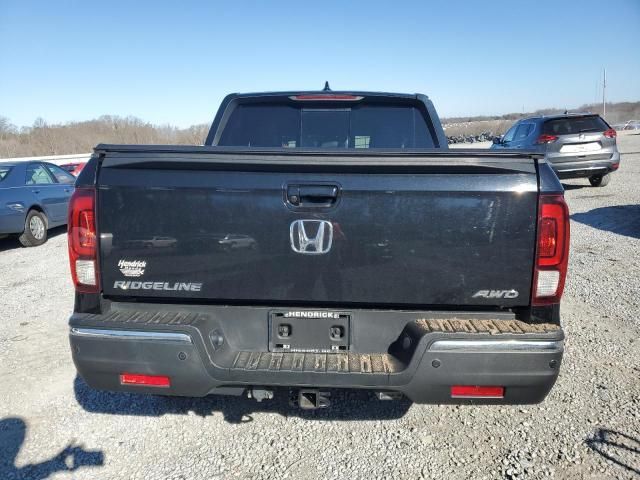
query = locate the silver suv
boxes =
[492,114,620,187]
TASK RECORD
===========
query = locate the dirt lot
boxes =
[1,135,639,480]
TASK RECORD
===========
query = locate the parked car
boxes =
[69,90,567,408]
[0,161,75,246]
[142,236,178,249]
[217,233,257,250]
[60,162,87,177]
[491,113,620,187]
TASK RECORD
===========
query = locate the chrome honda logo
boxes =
[290,220,333,255]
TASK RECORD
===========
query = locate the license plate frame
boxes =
[269,310,350,353]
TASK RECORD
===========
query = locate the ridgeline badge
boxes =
[113,281,202,292]
[118,259,146,278]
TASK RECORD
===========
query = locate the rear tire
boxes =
[18,210,48,247]
[589,174,611,187]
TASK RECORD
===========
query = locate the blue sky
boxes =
[1,0,639,128]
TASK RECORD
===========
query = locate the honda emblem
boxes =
[290,220,333,255]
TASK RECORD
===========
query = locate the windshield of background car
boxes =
[543,116,609,135]
[218,102,436,148]
[0,166,11,182]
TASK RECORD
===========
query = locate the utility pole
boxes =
[602,68,606,119]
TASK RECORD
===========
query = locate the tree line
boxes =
[441,101,640,126]
[0,115,209,158]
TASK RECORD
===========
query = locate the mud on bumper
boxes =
[69,306,564,405]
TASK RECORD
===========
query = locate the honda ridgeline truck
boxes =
[68,90,568,408]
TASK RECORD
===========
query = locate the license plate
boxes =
[560,142,601,153]
[269,310,350,353]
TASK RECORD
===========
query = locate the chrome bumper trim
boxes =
[428,339,563,352]
[70,327,192,344]
[553,166,609,172]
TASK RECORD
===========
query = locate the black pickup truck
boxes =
[68,91,569,408]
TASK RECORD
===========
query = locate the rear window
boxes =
[0,166,11,182]
[218,103,435,148]
[513,123,535,141]
[543,116,609,136]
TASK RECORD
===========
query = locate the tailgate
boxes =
[97,149,539,308]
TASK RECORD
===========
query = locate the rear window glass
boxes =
[0,166,11,181]
[301,109,350,148]
[543,116,608,135]
[45,164,76,184]
[218,103,435,148]
[26,164,54,185]
[513,123,535,141]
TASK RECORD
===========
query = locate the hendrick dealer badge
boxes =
[118,259,146,277]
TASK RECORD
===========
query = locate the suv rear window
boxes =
[218,103,435,148]
[0,166,11,182]
[543,116,609,136]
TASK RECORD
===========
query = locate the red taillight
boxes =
[535,134,558,144]
[290,94,364,101]
[68,187,99,293]
[451,385,504,398]
[603,128,617,138]
[120,373,170,387]
[533,194,570,305]
[537,217,557,259]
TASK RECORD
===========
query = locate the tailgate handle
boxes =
[287,185,338,207]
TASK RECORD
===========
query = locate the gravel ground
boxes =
[1,134,638,480]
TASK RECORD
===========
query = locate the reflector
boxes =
[120,373,170,387]
[451,385,504,398]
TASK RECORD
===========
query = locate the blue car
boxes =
[0,161,75,246]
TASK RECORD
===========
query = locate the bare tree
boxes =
[0,116,16,141]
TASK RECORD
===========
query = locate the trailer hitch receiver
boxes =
[297,389,331,409]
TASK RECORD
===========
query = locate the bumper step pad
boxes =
[83,309,209,326]
[414,318,559,335]
[232,351,401,374]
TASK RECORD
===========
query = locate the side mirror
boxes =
[492,136,504,145]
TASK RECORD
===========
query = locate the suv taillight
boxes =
[603,128,617,138]
[533,194,569,305]
[68,187,99,293]
[535,134,558,144]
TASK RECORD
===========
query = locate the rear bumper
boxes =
[69,306,564,405]
[549,151,620,179]
[0,208,25,235]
